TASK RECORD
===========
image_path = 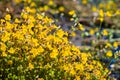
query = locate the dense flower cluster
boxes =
[0,4,110,80]
[0,0,120,80]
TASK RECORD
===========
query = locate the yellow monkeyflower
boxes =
[99,9,104,16]
[59,6,65,12]
[113,42,118,48]
[5,14,11,21]
[29,63,34,70]
[71,32,76,37]
[102,29,108,36]
[115,10,120,15]
[50,49,58,58]
[15,18,20,23]
[75,76,80,80]
[89,29,95,35]
[15,0,22,3]
[106,50,112,57]
[68,10,76,16]
[92,6,97,12]
[98,9,104,22]
[21,13,28,19]
[0,43,6,51]
[2,52,7,57]
[70,69,76,75]
[82,0,88,5]
[56,29,65,38]
[106,11,112,17]
[78,24,85,31]
[8,47,15,54]
[43,5,49,11]
[105,42,112,48]
[48,0,54,6]
[38,46,44,53]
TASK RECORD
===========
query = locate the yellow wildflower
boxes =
[0,43,6,51]
[105,42,112,48]
[89,65,94,71]
[115,10,120,15]
[48,0,54,6]
[38,46,44,53]
[15,0,22,3]
[29,63,34,70]
[50,49,58,58]
[75,63,84,71]
[71,32,76,37]
[106,50,112,57]
[99,9,104,17]
[70,69,76,75]
[8,47,15,54]
[82,0,88,5]
[56,29,65,38]
[30,2,36,7]
[2,52,7,57]
[78,24,85,31]
[63,64,69,71]
[15,18,20,23]
[68,10,76,16]
[106,11,112,17]
[99,9,104,22]
[92,6,97,12]
[30,48,39,57]
[5,14,11,21]
[43,5,49,11]
[59,6,65,12]
[74,76,80,80]
[99,3,104,9]
[21,13,28,19]
[89,29,95,35]
[102,29,108,36]
[113,42,118,48]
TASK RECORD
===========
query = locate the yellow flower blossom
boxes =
[2,52,7,57]
[78,24,85,31]
[74,76,80,80]
[15,18,20,23]
[89,29,95,35]
[105,42,112,48]
[106,50,112,57]
[56,29,65,38]
[59,6,65,12]
[15,0,22,3]
[113,42,118,48]
[106,11,112,17]
[0,43,6,51]
[29,63,34,70]
[43,5,49,11]
[115,10,120,15]
[5,14,11,21]
[48,0,54,6]
[50,49,58,58]
[82,0,88,5]
[68,10,76,16]
[92,6,97,12]
[102,29,108,36]
[8,47,15,54]
[70,69,76,75]
[38,46,44,53]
